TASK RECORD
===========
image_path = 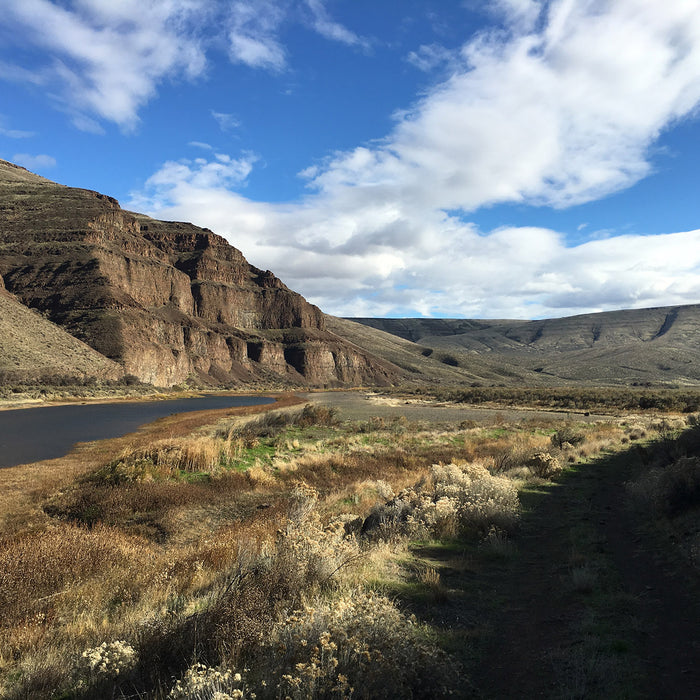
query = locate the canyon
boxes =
[0,160,400,387]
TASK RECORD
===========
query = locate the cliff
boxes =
[0,160,401,387]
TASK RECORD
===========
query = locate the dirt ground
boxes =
[302,390,608,425]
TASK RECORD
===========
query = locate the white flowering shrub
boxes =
[268,590,457,698]
[526,452,562,479]
[172,591,456,698]
[436,462,520,530]
[169,664,251,699]
[78,640,138,680]
[365,462,520,539]
[277,486,360,587]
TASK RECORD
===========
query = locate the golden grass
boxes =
[0,399,682,698]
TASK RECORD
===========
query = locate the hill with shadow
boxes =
[343,306,700,386]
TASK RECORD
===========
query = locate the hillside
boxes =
[0,282,122,384]
[326,316,548,386]
[350,306,700,385]
[0,160,402,387]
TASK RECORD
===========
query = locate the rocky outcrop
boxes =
[0,160,402,387]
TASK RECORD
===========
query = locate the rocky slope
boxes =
[0,160,401,387]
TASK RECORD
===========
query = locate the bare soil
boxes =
[302,390,606,425]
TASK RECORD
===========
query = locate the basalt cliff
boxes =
[0,160,400,387]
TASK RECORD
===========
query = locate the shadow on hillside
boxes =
[406,427,700,699]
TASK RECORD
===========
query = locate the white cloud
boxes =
[12,153,56,170]
[0,60,46,86]
[303,0,369,49]
[110,1,700,318]
[1,0,378,129]
[225,0,369,72]
[306,0,700,213]
[129,155,700,319]
[489,0,542,33]
[0,116,34,139]
[127,152,258,213]
[211,110,241,131]
[227,0,288,71]
[406,44,458,72]
[1,0,207,129]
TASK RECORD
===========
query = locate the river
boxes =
[0,395,275,468]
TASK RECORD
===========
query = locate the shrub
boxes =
[266,591,458,699]
[440,354,460,367]
[168,664,251,699]
[551,428,584,449]
[98,435,236,481]
[363,462,520,540]
[227,404,338,442]
[526,452,562,479]
[630,457,700,517]
[170,591,457,699]
[77,640,138,681]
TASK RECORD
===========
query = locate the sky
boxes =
[2,0,700,320]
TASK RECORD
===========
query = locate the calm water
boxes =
[0,395,274,468]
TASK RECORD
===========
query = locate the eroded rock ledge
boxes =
[0,160,401,387]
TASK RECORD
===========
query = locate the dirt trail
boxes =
[414,448,700,698]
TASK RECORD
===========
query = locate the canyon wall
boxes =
[0,160,401,387]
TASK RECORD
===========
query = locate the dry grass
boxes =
[0,399,680,698]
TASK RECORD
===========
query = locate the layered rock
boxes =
[0,160,401,387]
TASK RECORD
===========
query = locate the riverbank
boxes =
[0,394,282,469]
[0,392,302,533]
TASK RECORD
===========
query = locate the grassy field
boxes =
[0,391,698,698]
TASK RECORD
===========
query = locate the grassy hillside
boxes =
[326,315,551,386]
[350,304,700,386]
[0,287,122,384]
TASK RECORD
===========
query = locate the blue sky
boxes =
[2,0,700,319]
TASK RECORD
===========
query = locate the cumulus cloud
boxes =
[12,153,56,170]
[1,0,207,129]
[117,1,700,318]
[129,155,700,319]
[127,0,700,318]
[308,0,700,211]
[127,153,259,213]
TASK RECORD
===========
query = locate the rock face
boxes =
[0,160,401,387]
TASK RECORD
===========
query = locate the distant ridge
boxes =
[345,305,700,385]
